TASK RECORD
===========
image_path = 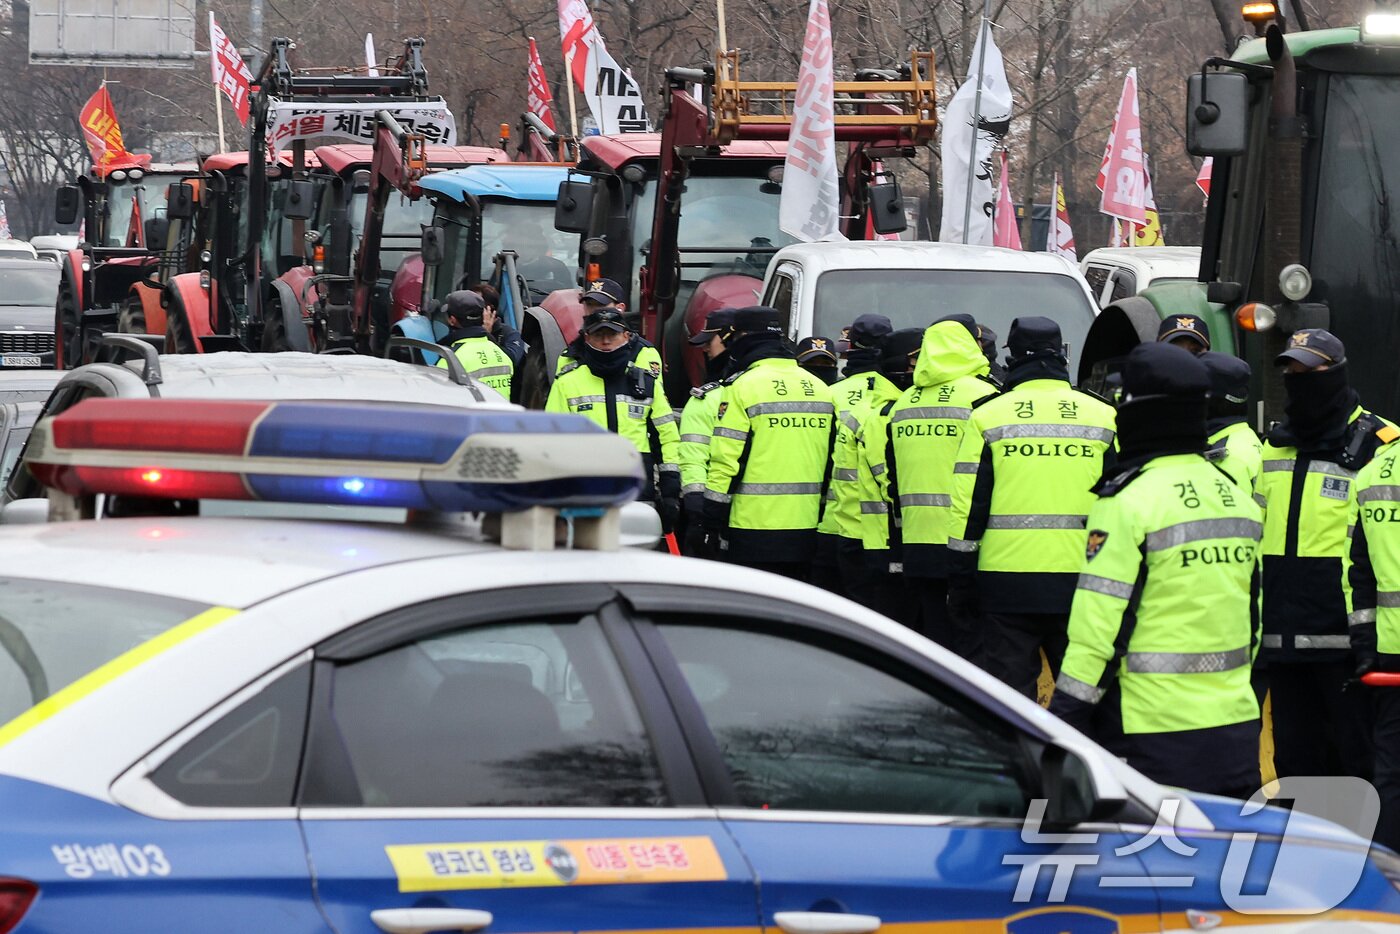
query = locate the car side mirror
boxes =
[1040,742,1128,829]
[868,176,907,236]
[1187,70,1249,157]
[55,186,82,226]
[283,180,317,221]
[167,183,195,220]
[554,180,594,234]
[420,225,446,267]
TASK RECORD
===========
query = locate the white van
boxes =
[759,241,1100,374]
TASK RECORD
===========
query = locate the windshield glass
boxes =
[483,200,578,299]
[0,265,59,306]
[812,269,1097,375]
[1310,73,1400,418]
[629,171,798,311]
[102,174,181,248]
[348,191,437,274]
[0,578,211,725]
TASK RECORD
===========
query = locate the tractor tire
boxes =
[518,344,551,411]
[57,282,83,368]
[118,299,147,335]
[164,296,201,355]
[261,304,293,353]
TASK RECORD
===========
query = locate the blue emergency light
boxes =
[26,399,644,513]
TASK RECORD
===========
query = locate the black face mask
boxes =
[885,369,915,392]
[1282,364,1357,453]
[582,338,632,377]
[705,351,730,382]
[843,346,882,376]
[802,364,838,385]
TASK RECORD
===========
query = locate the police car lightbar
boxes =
[26,399,643,512]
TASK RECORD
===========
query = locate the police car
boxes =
[0,398,1397,933]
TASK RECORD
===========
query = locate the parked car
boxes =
[0,258,59,367]
[0,239,39,260]
[28,234,80,264]
[753,242,1099,382]
[0,370,63,488]
[1079,246,1201,309]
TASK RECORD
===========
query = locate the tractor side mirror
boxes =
[1187,70,1249,157]
[283,180,317,221]
[166,183,195,220]
[144,217,170,250]
[55,186,82,226]
[420,225,446,267]
[868,176,907,236]
[554,180,595,234]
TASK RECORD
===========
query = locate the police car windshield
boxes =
[812,269,1096,375]
[0,579,210,725]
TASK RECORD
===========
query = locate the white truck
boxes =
[757,241,1100,375]
[1079,246,1201,310]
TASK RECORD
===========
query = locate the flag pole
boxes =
[565,47,580,137]
[960,0,993,244]
[208,13,227,153]
[717,0,729,77]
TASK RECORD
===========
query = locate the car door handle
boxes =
[370,908,494,934]
[773,911,882,934]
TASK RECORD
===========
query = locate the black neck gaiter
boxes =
[1113,396,1208,473]
[583,342,632,378]
[843,347,882,377]
[727,334,792,374]
[1279,364,1357,454]
[1003,352,1070,390]
[704,351,731,382]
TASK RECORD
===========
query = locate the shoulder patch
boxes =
[690,380,721,399]
[557,361,582,375]
[1085,530,1110,561]
[1094,465,1142,497]
[716,401,728,419]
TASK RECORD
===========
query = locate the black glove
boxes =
[946,574,979,619]
[659,497,681,535]
[1048,692,1096,734]
[1357,653,1380,679]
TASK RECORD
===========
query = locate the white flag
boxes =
[558,0,650,134]
[940,21,1013,245]
[0,198,10,240]
[1048,172,1077,261]
[780,0,844,242]
[365,34,379,77]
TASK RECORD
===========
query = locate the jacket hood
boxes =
[913,321,990,388]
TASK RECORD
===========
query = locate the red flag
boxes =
[1097,69,1147,225]
[993,152,1022,250]
[209,13,254,126]
[527,37,557,131]
[1196,157,1213,199]
[78,85,149,178]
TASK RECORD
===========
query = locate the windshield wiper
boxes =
[0,614,48,705]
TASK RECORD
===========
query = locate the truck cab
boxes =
[1079,246,1201,309]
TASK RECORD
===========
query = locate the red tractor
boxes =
[527,50,936,405]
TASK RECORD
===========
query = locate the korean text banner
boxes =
[264,99,457,155]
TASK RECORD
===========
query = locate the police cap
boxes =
[1199,351,1251,405]
[880,328,924,371]
[1156,313,1211,352]
[796,336,838,366]
[846,314,893,349]
[1007,316,1063,359]
[934,313,980,341]
[1122,342,1210,401]
[581,277,626,305]
[732,306,784,335]
[688,308,737,345]
[443,290,486,325]
[1275,328,1346,369]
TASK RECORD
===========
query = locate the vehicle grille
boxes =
[0,332,55,354]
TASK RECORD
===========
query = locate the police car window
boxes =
[302,617,667,808]
[0,579,210,726]
[656,622,1031,817]
[150,664,310,807]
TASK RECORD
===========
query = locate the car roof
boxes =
[771,240,1084,277]
[0,516,495,606]
[420,164,571,204]
[0,241,38,259]
[82,351,514,405]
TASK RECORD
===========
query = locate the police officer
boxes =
[1157,314,1211,355]
[947,316,1117,698]
[547,305,681,526]
[817,314,893,602]
[871,316,1000,652]
[705,306,835,580]
[1345,440,1400,850]
[1260,328,1398,781]
[435,291,515,397]
[853,327,925,625]
[796,337,840,385]
[678,308,736,556]
[1051,342,1263,799]
[1200,351,1263,497]
[977,324,1006,384]
[557,278,663,378]
[466,281,528,371]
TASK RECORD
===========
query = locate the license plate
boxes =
[0,355,41,368]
